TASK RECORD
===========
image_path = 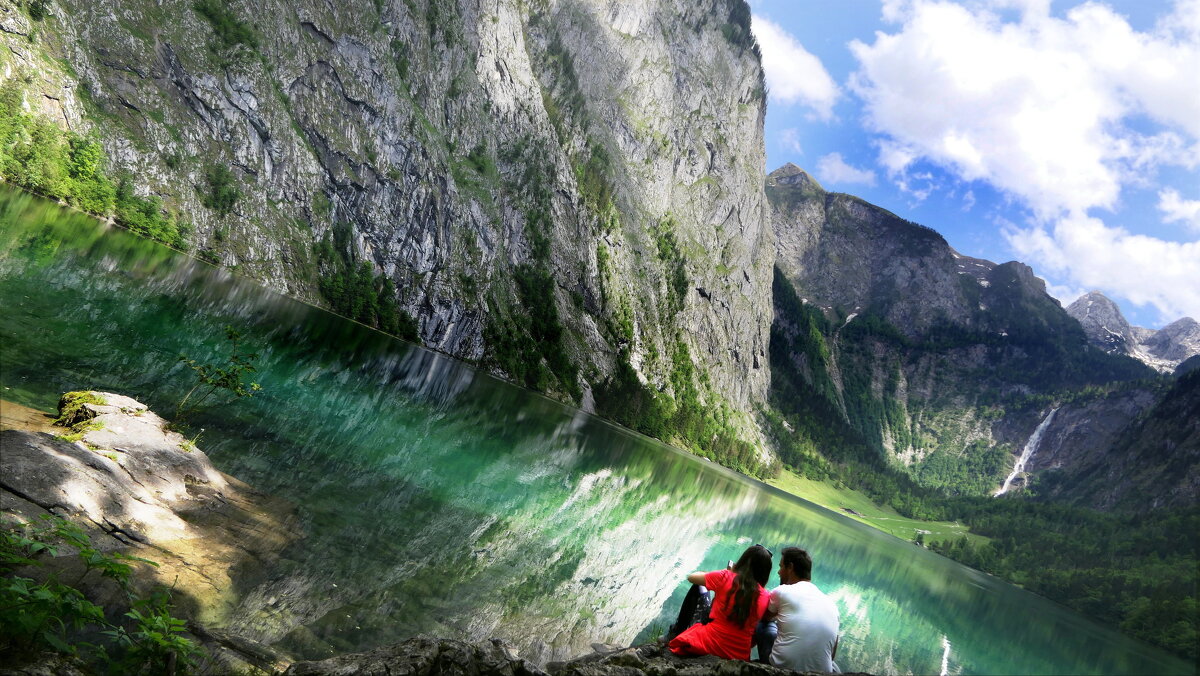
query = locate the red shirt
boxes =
[668,569,769,660]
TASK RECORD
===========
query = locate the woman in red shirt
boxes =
[668,544,772,661]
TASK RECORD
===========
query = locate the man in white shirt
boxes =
[755,546,840,673]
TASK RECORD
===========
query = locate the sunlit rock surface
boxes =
[0,394,296,629]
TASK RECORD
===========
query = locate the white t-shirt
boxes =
[767,580,840,673]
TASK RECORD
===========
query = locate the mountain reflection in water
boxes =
[0,188,1191,675]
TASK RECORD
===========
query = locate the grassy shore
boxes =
[767,469,990,547]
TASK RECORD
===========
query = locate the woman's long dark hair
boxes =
[724,544,772,626]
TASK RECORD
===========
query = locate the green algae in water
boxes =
[0,186,1193,675]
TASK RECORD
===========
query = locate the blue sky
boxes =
[749,0,1200,328]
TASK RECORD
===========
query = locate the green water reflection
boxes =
[0,188,1191,675]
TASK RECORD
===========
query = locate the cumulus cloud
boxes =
[750,16,838,119]
[854,0,1200,320]
[849,0,1200,218]
[779,128,803,154]
[1007,213,1200,320]
[1158,188,1200,231]
[817,153,877,186]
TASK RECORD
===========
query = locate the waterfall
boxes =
[940,635,952,676]
[994,407,1059,497]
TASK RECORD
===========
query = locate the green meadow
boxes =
[767,469,990,548]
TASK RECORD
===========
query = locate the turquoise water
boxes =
[0,187,1192,675]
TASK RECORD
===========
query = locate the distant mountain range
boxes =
[1066,291,1200,374]
[768,163,1198,510]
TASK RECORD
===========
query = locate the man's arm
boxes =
[686,571,707,585]
[762,587,781,623]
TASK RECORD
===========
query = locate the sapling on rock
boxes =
[175,325,262,421]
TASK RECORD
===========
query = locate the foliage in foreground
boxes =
[0,515,200,674]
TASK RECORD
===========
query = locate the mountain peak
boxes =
[1067,291,1124,320]
[1067,291,1133,356]
[768,163,824,193]
[768,162,805,178]
[1066,293,1200,372]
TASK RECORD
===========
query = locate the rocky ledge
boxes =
[0,392,298,673]
[283,636,861,676]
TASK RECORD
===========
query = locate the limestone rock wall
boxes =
[0,0,770,430]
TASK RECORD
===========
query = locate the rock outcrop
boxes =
[0,393,297,673]
[283,636,860,676]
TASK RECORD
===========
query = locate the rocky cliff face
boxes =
[770,164,977,338]
[1066,291,1200,373]
[0,0,771,438]
[1028,372,1200,511]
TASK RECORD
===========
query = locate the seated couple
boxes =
[666,544,840,673]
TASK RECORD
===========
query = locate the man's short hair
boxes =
[781,547,812,580]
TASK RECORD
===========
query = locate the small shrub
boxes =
[0,516,198,671]
[24,0,51,21]
[192,0,258,50]
[200,164,239,217]
[176,325,262,420]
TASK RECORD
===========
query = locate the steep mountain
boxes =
[767,164,1158,495]
[1027,372,1200,511]
[1067,291,1200,373]
[0,0,774,466]
[1065,292,1137,354]
[1143,317,1200,367]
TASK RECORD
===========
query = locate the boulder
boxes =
[0,392,297,629]
[0,652,89,676]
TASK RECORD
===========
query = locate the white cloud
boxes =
[849,0,1200,219]
[1158,188,1200,231]
[853,0,1200,320]
[816,153,877,186]
[1047,282,1088,308]
[1159,0,1200,42]
[1007,213,1200,320]
[750,15,838,119]
[779,128,803,154]
[895,171,937,203]
[962,189,976,212]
